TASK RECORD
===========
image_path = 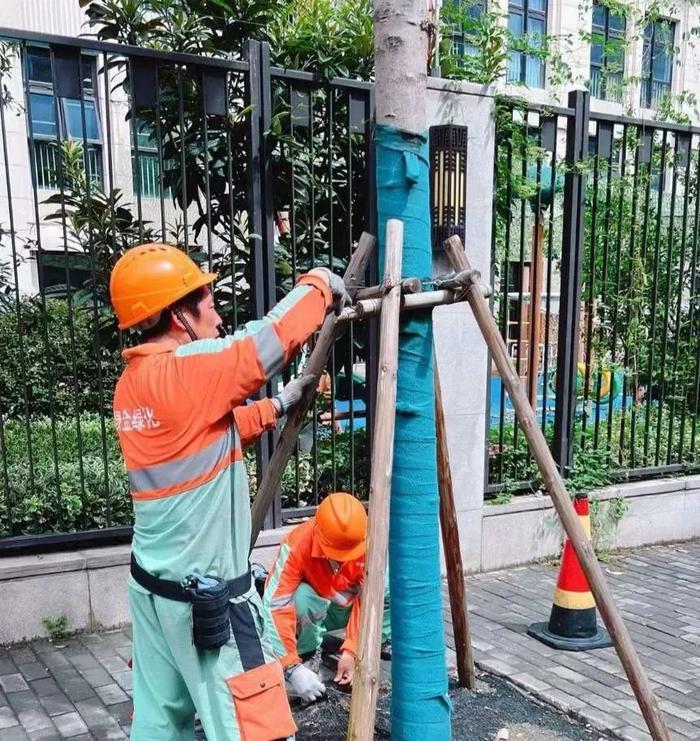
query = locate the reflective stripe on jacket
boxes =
[114,277,331,582]
[263,519,364,666]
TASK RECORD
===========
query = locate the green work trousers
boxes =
[128,579,296,741]
[295,580,391,656]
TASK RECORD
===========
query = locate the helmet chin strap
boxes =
[172,307,198,342]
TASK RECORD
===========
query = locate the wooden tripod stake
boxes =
[347,220,404,741]
[435,360,476,689]
[443,235,670,741]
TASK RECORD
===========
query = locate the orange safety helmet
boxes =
[110,243,216,330]
[315,492,367,562]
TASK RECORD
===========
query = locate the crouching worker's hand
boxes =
[285,663,326,703]
[334,650,355,686]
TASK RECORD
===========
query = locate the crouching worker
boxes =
[263,493,391,704]
[109,243,350,741]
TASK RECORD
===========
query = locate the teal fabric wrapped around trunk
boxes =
[376,124,451,739]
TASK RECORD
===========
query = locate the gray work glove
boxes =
[274,374,317,415]
[285,663,326,703]
[307,267,352,315]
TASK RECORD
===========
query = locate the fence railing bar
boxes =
[581,125,602,447]
[269,66,372,92]
[78,50,113,527]
[48,45,89,518]
[18,42,65,531]
[0,28,249,71]
[604,124,627,463]
[642,130,669,464]
[619,130,643,469]
[685,144,700,456]
[127,59,145,241]
[666,135,694,464]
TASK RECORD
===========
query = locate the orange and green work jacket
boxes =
[264,519,364,666]
[113,275,331,583]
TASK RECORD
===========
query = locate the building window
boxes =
[450,0,487,60]
[590,1,626,103]
[36,250,91,298]
[24,47,103,190]
[507,0,547,88]
[641,19,675,110]
[131,119,163,199]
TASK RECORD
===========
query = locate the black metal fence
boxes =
[0,30,375,551]
[489,90,700,493]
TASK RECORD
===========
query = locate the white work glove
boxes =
[307,267,351,315]
[274,374,317,415]
[285,663,326,703]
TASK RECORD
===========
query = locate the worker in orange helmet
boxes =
[109,243,350,741]
[262,492,391,703]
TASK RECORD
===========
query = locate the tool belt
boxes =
[130,554,251,650]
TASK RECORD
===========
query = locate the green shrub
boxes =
[0,412,369,536]
[0,414,130,537]
[0,298,122,420]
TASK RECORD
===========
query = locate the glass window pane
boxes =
[63,99,101,141]
[529,0,546,12]
[525,55,543,87]
[466,0,484,20]
[642,33,652,75]
[591,42,603,66]
[592,3,606,29]
[652,48,672,83]
[507,51,522,82]
[655,20,673,48]
[29,93,57,137]
[609,10,625,33]
[135,120,156,150]
[26,48,52,84]
[80,58,95,93]
[529,18,545,34]
[509,0,524,8]
[508,11,523,37]
[607,40,624,70]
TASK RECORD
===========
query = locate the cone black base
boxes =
[527,620,612,651]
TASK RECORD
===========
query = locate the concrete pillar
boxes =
[427,79,496,573]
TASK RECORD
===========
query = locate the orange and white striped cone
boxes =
[527,494,612,651]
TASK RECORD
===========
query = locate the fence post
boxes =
[246,39,280,529]
[552,89,590,472]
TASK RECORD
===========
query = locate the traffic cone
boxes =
[528,494,612,651]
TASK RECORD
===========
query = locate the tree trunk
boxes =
[371,1,452,738]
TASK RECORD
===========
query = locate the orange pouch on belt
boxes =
[227,661,297,741]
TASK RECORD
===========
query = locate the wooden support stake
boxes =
[347,220,404,741]
[337,288,460,323]
[435,360,476,690]
[249,232,376,548]
[354,276,423,301]
[443,235,670,741]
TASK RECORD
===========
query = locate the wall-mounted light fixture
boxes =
[429,124,468,250]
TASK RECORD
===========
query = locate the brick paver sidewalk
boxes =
[444,540,700,741]
[1,541,699,739]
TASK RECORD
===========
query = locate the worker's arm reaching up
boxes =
[172,273,333,424]
[233,374,317,448]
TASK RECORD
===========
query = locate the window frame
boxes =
[23,46,104,189]
[507,0,548,88]
[640,18,676,110]
[589,1,626,103]
[450,0,487,60]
